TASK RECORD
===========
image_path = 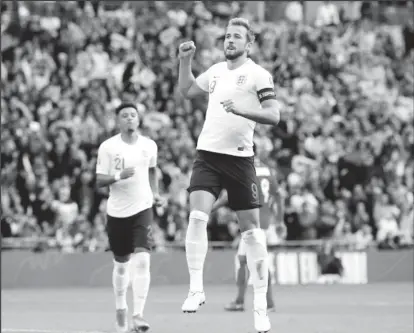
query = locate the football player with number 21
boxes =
[96,103,166,333]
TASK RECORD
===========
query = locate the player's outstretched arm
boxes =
[178,41,207,99]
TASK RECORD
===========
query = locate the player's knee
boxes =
[189,190,216,214]
[238,255,247,266]
[114,254,130,264]
[238,222,253,233]
[113,259,130,275]
[134,252,150,272]
[134,247,150,255]
[242,228,266,247]
[236,210,260,232]
[189,210,209,223]
[186,210,209,242]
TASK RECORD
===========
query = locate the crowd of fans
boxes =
[1,1,413,252]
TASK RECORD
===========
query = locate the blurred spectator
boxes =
[353,201,370,232]
[54,217,85,253]
[51,184,79,226]
[315,1,340,27]
[374,193,401,243]
[399,193,414,246]
[266,222,286,246]
[285,1,303,24]
[317,241,344,284]
[355,224,373,250]
[317,200,339,239]
[1,1,413,251]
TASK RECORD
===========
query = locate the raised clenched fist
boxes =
[178,41,196,59]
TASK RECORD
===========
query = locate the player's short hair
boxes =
[115,102,138,115]
[227,17,256,43]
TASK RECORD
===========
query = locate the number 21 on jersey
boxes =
[114,157,125,170]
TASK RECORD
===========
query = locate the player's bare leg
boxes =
[266,270,275,312]
[237,209,271,333]
[225,255,248,311]
[182,190,216,313]
[131,249,151,332]
[113,255,131,333]
[226,257,275,313]
[235,257,249,306]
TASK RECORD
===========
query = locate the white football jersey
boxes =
[195,59,276,157]
[96,134,157,218]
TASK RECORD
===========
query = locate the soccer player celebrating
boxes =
[96,103,164,333]
[178,18,280,333]
[211,150,286,313]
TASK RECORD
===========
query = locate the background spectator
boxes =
[1,1,413,251]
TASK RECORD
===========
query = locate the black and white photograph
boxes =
[1,1,413,333]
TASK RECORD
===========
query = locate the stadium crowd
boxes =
[1,1,413,252]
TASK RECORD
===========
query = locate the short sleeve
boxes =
[195,67,210,92]
[255,68,276,103]
[149,141,158,168]
[96,143,110,175]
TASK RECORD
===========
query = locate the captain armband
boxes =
[257,88,276,103]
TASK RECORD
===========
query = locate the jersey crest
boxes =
[236,75,247,86]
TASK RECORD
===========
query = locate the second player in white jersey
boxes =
[96,103,164,333]
[195,60,275,157]
[97,134,157,217]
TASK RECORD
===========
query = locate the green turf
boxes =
[2,283,413,333]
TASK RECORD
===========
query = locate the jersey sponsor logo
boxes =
[237,146,244,151]
[236,75,247,86]
[257,88,276,103]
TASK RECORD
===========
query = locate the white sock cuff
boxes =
[189,210,209,222]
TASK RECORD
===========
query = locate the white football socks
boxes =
[131,252,151,317]
[112,260,130,310]
[185,210,209,292]
[242,228,269,311]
